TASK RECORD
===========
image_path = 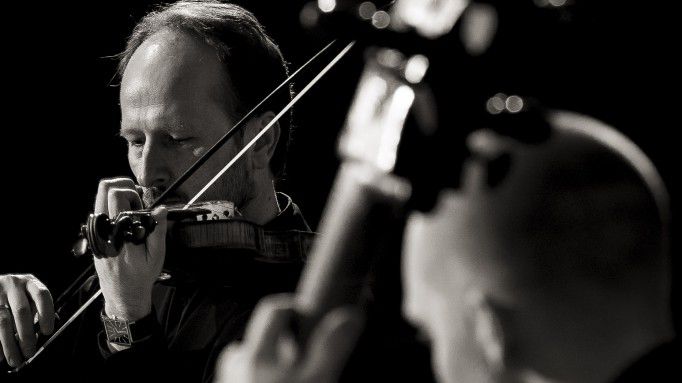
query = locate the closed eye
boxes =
[170,136,194,146]
[118,132,144,147]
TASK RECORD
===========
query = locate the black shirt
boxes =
[18,194,311,383]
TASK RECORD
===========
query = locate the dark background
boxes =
[2,0,678,333]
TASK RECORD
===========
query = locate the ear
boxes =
[465,290,507,373]
[247,111,281,170]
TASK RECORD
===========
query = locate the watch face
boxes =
[103,318,132,346]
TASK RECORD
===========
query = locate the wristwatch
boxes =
[100,309,156,346]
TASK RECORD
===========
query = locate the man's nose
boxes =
[136,140,172,188]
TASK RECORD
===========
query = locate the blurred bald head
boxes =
[403,111,672,383]
[456,111,669,300]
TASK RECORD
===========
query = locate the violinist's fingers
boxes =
[0,296,21,367]
[246,294,296,361]
[95,177,136,215]
[107,187,141,217]
[146,207,168,267]
[25,277,54,335]
[0,331,22,368]
[0,301,23,368]
[7,288,37,359]
[301,306,364,381]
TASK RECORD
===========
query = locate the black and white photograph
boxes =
[0,1,678,382]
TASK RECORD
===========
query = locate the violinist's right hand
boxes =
[92,178,168,329]
[0,274,54,368]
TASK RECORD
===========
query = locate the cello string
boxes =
[184,41,356,208]
[151,39,338,208]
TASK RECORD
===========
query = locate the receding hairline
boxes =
[120,28,237,116]
[113,1,293,177]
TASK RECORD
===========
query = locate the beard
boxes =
[141,156,252,209]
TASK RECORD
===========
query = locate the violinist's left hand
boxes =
[92,178,167,330]
[214,294,364,383]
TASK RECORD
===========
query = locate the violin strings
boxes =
[184,41,356,209]
[151,39,339,209]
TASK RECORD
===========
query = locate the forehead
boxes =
[120,29,233,121]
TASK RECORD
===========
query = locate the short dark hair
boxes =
[118,0,292,177]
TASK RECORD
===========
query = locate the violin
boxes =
[4,36,355,376]
[6,0,480,375]
[71,200,314,264]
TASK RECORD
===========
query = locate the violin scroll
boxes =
[72,212,157,258]
[71,201,241,259]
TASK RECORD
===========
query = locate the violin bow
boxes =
[11,39,355,373]
[183,41,355,208]
[152,39,351,208]
[53,39,343,317]
[53,39,340,311]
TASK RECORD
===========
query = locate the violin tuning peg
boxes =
[116,215,133,229]
[140,215,157,233]
[128,225,148,244]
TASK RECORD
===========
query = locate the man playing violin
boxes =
[1,1,310,381]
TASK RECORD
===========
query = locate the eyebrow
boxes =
[119,121,194,135]
[118,125,141,137]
